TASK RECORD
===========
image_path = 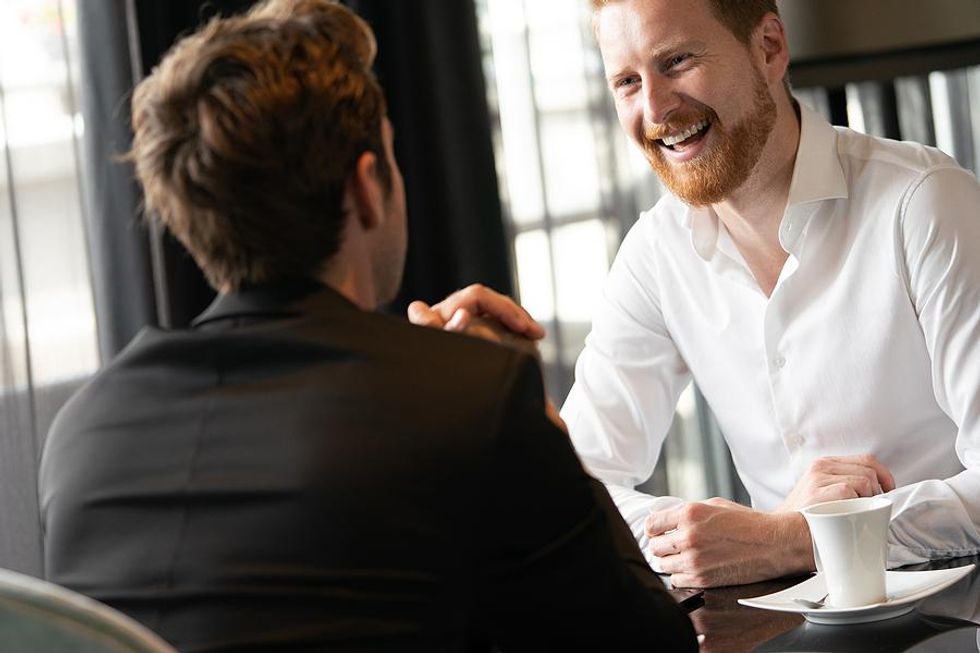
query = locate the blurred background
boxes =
[2,0,979,575]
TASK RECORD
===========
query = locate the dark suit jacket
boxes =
[40,282,696,652]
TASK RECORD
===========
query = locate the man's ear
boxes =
[345,150,385,231]
[756,13,790,85]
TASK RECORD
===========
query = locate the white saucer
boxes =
[738,565,975,625]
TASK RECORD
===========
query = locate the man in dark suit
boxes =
[39,1,696,651]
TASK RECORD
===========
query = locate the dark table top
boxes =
[690,555,980,653]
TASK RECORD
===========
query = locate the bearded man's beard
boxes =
[641,69,777,207]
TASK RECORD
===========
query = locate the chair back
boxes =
[0,568,177,653]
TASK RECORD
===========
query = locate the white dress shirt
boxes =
[562,102,980,568]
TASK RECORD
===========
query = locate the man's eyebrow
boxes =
[606,66,633,83]
[605,39,709,81]
[649,39,708,61]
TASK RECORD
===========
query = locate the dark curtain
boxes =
[77,0,157,360]
[78,0,511,353]
[347,0,513,310]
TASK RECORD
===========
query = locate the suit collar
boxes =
[192,279,362,328]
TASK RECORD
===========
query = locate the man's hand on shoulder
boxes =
[775,454,896,512]
[646,498,814,588]
[408,285,567,432]
[407,284,545,341]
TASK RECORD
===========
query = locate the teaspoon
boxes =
[793,593,829,609]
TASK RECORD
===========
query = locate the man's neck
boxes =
[713,98,802,297]
[317,241,379,312]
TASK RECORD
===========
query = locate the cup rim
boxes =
[800,496,892,518]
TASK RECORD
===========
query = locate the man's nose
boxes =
[643,81,679,127]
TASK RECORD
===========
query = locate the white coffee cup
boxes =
[801,496,892,608]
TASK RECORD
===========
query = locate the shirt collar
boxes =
[785,101,849,206]
[684,101,848,261]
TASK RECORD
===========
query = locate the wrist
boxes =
[774,511,816,575]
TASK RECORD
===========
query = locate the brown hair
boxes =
[592,0,779,44]
[129,0,389,291]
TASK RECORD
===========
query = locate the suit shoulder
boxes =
[368,311,539,387]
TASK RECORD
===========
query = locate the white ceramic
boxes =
[738,565,975,625]
[801,496,892,608]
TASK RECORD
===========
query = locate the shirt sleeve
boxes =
[560,216,691,568]
[887,165,980,566]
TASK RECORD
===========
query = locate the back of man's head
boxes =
[130,0,390,291]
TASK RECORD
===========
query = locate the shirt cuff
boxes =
[603,483,685,571]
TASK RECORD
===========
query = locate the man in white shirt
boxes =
[411,0,980,588]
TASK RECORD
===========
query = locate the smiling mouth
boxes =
[657,119,711,152]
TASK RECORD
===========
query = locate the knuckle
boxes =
[686,551,705,570]
[684,503,704,520]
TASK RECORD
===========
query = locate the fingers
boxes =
[432,285,545,339]
[545,399,567,433]
[445,308,472,332]
[816,483,860,504]
[665,574,702,589]
[822,473,879,498]
[860,454,896,493]
[407,301,445,329]
[648,530,685,558]
[645,506,682,537]
[811,454,895,495]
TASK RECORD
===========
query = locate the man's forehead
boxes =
[595,0,719,44]
[596,0,722,65]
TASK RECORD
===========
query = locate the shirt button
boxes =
[773,355,786,370]
[788,433,804,448]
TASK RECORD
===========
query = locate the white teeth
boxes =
[661,120,708,147]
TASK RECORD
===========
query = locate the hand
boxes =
[407,284,545,341]
[408,285,566,432]
[775,454,896,512]
[646,498,814,588]
[545,398,567,434]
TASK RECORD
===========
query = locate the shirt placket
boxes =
[762,205,816,474]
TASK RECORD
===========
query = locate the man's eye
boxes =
[666,54,691,69]
[615,76,639,89]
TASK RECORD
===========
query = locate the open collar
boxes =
[684,101,849,262]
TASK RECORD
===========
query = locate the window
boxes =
[1,0,96,406]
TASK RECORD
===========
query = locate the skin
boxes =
[322,118,408,309]
[410,0,899,588]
